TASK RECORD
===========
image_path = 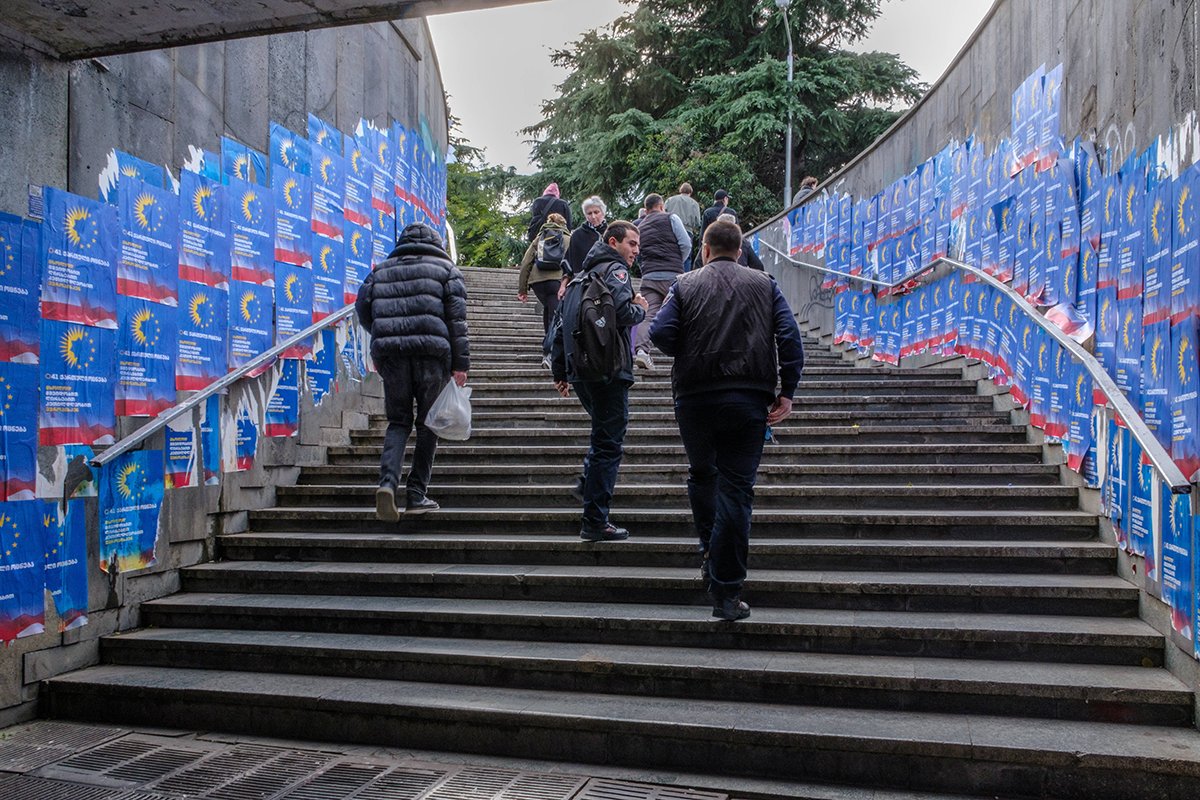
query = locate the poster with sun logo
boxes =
[41,188,119,329]
[41,500,87,632]
[0,500,45,643]
[310,140,345,241]
[99,448,162,573]
[343,137,375,229]
[357,122,395,223]
[344,222,372,305]
[176,281,228,391]
[118,178,179,306]
[1160,487,1193,639]
[228,177,274,286]
[373,206,397,265]
[1046,343,1070,440]
[1115,294,1144,409]
[0,212,40,363]
[275,262,313,359]
[392,121,413,220]
[1116,171,1145,303]
[1107,418,1129,547]
[264,359,299,437]
[0,362,36,501]
[1143,179,1173,327]
[272,167,312,268]
[116,296,176,417]
[98,149,166,205]
[228,281,273,370]
[39,319,116,446]
[1172,165,1200,325]
[1128,437,1156,578]
[1066,361,1095,472]
[220,136,267,188]
[178,171,230,290]
[312,234,345,321]
[308,113,342,153]
[270,121,310,177]
[1170,317,1200,478]
[1142,320,1171,449]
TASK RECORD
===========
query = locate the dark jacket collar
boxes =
[582,240,625,272]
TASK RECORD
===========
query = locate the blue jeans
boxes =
[675,391,769,597]
[377,356,448,499]
[573,379,630,524]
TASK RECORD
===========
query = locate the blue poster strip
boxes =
[276,262,314,359]
[310,141,346,241]
[165,415,197,489]
[0,213,41,362]
[0,362,37,501]
[39,320,116,446]
[228,176,275,286]
[41,188,120,329]
[308,113,342,152]
[343,138,375,230]
[306,329,337,406]
[229,281,274,370]
[116,296,177,417]
[99,150,165,205]
[0,500,45,643]
[312,234,346,321]
[178,171,231,290]
[200,395,220,485]
[1067,361,1095,472]
[1172,165,1200,324]
[344,222,372,305]
[270,121,311,176]
[1129,437,1154,571]
[221,136,267,187]
[176,280,228,392]
[1142,319,1171,449]
[1161,487,1193,639]
[273,168,312,269]
[118,178,179,306]
[100,449,163,573]
[234,400,259,471]
[1171,317,1200,478]
[265,359,300,437]
[41,499,87,632]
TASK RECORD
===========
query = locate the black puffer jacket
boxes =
[355,223,470,371]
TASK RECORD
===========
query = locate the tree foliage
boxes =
[446,123,526,268]
[523,0,925,226]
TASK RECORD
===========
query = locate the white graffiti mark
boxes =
[1103,122,1138,166]
[1155,109,1200,178]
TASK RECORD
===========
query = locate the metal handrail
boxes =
[760,241,1192,493]
[91,302,358,468]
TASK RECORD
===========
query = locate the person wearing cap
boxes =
[700,189,737,239]
[527,183,573,242]
[356,223,470,521]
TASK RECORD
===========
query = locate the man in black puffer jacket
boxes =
[356,223,470,521]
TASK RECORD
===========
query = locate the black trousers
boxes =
[531,279,560,355]
[377,355,449,499]
[573,379,630,524]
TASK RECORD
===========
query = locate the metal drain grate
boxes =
[0,741,81,772]
[55,738,162,774]
[0,773,123,800]
[574,779,727,800]
[354,765,449,800]
[3,721,126,751]
[202,749,332,800]
[107,747,208,784]
[151,745,286,796]
[495,772,586,799]
[424,766,522,799]
[276,763,389,799]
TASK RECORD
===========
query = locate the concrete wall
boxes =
[0,18,446,723]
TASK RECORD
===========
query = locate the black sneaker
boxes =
[711,595,751,622]
[405,494,440,515]
[569,475,585,504]
[375,485,400,522]
[580,520,629,542]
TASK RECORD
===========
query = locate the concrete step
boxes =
[466,394,1001,411]
[464,367,966,380]
[97,629,1192,726]
[378,408,1016,426]
[218,533,1116,574]
[467,380,981,397]
[246,506,1099,540]
[178,561,1136,616]
[136,593,1165,666]
[276,483,1081,512]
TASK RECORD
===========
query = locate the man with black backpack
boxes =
[518,213,571,368]
[550,220,649,541]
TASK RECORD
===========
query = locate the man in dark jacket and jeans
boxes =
[650,219,804,620]
[550,220,649,541]
[356,223,470,521]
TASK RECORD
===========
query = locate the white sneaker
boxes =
[540,355,552,370]
[634,350,654,370]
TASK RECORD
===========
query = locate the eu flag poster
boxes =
[1128,437,1155,568]
[311,141,346,241]
[276,262,314,359]
[41,500,87,632]
[308,113,342,152]
[1170,317,1200,478]
[1066,363,1095,472]
[41,188,119,329]
[165,414,197,489]
[265,359,299,437]
[100,448,163,573]
[221,136,267,187]
[176,280,228,391]
[1172,165,1200,324]
[270,121,311,177]
[0,362,37,500]
[228,177,275,286]
[273,168,312,268]
[1142,319,1171,449]
[229,281,273,370]
[345,222,372,305]
[0,212,41,362]
[0,500,45,643]
[312,234,345,320]
[343,138,375,229]
[178,170,230,290]
[118,178,179,306]
[39,320,116,446]
[1160,487,1193,638]
[116,295,177,417]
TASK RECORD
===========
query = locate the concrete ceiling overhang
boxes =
[0,0,545,59]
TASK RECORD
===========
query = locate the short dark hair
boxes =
[679,182,693,195]
[644,193,664,210]
[703,219,742,258]
[801,176,818,188]
[606,220,639,244]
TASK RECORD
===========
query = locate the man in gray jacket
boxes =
[356,223,470,521]
[664,182,702,269]
[634,193,691,370]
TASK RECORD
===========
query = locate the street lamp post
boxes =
[776,0,793,209]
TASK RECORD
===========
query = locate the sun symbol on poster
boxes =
[318,156,336,187]
[1179,184,1194,238]
[233,154,254,183]
[1125,183,1137,226]
[241,190,262,226]
[1075,371,1086,406]
[120,164,140,178]
[65,206,98,249]
[131,307,160,347]
[351,230,366,259]
[1151,334,1164,381]
[1037,341,1048,371]
[188,292,213,329]
[277,137,297,170]
[933,285,942,307]
[315,129,332,148]
[1121,309,1135,350]
[134,193,161,233]
[60,326,96,370]
[284,273,303,304]
[377,140,388,167]
[283,178,302,211]
[1178,332,1193,385]
[1030,219,1041,252]
[1170,493,1188,540]
[0,511,21,558]
[375,208,389,231]
[349,147,363,176]
[192,185,215,221]
[1105,185,1118,227]
[318,245,336,275]
[1021,323,1032,351]
[1080,246,1092,283]
[1100,296,1113,334]
[993,295,1003,320]
[1151,198,1165,246]
[239,290,259,324]
[116,461,143,501]
[1062,259,1074,297]
[976,290,986,315]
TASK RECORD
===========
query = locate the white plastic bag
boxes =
[425,379,472,440]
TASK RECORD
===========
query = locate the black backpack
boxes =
[565,268,618,381]
[535,228,566,270]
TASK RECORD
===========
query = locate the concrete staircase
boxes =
[43,267,1200,799]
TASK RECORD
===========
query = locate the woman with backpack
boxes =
[518,212,572,369]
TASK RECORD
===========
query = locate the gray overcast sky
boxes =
[428,0,994,170]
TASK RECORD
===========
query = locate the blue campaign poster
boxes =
[0,362,37,501]
[306,328,337,406]
[118,178,179,306]
[270,121,311,176]
[1029,328,1052,430]
[229,281,273,370]
[273,167,312,269]
[392,121,413,215]
[176,280,228,392]
[228,176,275,286]
[39,320,116,446]
[343,137,375,230]
[276,262,314,359]
[221,136,267,187]
[41,499,87,632]
[1107,418,1129,548]
[265,359,299,437]
[100,448,163,573]
[234,399,258,471]
[0,212,41,362]
[116,295,177,417]
[1144,179,1172,326]
[1128,437,1155,573]
[42,188,120,329]
[344,222,372,305]
[1142,319,1172,449]
[308,113,342,152]
[312,234,345,320]
[200,395,221,484]
[178,170,230,290]
[362,124,395,223]
[1115,294,1143,408]
[1096,286,1119,379]
[99,150,165,205]
[1161,487,1193,639]
[1172,165,1200,324]
[165,414,197,489]
[310,141,346,241]
[0,500,45,643]
[1047,343,1070,440]
[1170,317,1200,478]
[1067,361,1094,473]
